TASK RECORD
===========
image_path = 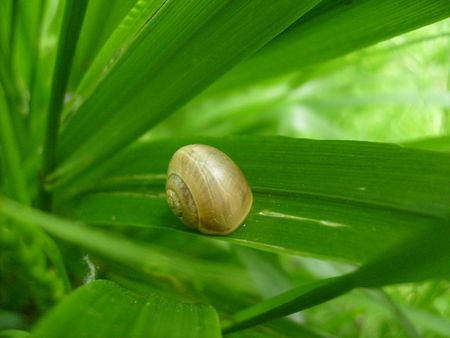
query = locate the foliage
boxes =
[0,1,449,337]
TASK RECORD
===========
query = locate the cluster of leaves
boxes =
[0,0,449,337]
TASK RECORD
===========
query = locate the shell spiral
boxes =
[166,173,199,229]
[166,144,253,235]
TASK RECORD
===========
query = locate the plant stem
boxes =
[41,0,88,210]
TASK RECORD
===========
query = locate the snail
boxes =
[166,144,253,235]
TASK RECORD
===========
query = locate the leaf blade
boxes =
[222,222,450,333]
[33,280,221,338]
[69,137,450,263]
[49,1,320,187]
[213,0,450,91]
[41,0,88,209]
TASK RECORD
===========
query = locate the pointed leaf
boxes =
[49,1,320,187]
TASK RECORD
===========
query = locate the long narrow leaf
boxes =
[222,275,353,334]
[41,0,88,207]
[49,1,320,188]
[0,87,28,203]
[0,196,250,291]
[222,222,450,333]
[68,0,137,89]
[213,0,450,91]
[66,0,166,108]
[68,137,450,263]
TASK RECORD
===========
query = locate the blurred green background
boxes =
[150,21,449,143]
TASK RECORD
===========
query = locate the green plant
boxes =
[0,1,449,337]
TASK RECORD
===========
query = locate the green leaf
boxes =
[66,0,166,107]
[213,0,450,91]
[353,223,450,286]
[33,280,221,338]
[68,0,137,89]
[28,0,64,151]
[0,87,29,203]
[49,1,320,188]
[0,1,12,54]
[69,137,450,263]
[0,45,28,163]
[0,196,249,292]
[113,273,330,338]
[25,0,47,122]
[403,136,450,153]
[41,0,88,194]
[222,222,450,333]
[222,275,353,334]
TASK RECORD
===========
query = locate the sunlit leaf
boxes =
[49,1,320,187]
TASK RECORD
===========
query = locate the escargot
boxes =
[166,144,253,235]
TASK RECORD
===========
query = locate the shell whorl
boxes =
[166,174,199,229]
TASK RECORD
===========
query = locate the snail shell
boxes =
[166,144,252,235]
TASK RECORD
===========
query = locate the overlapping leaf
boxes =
[49,1,320,187]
